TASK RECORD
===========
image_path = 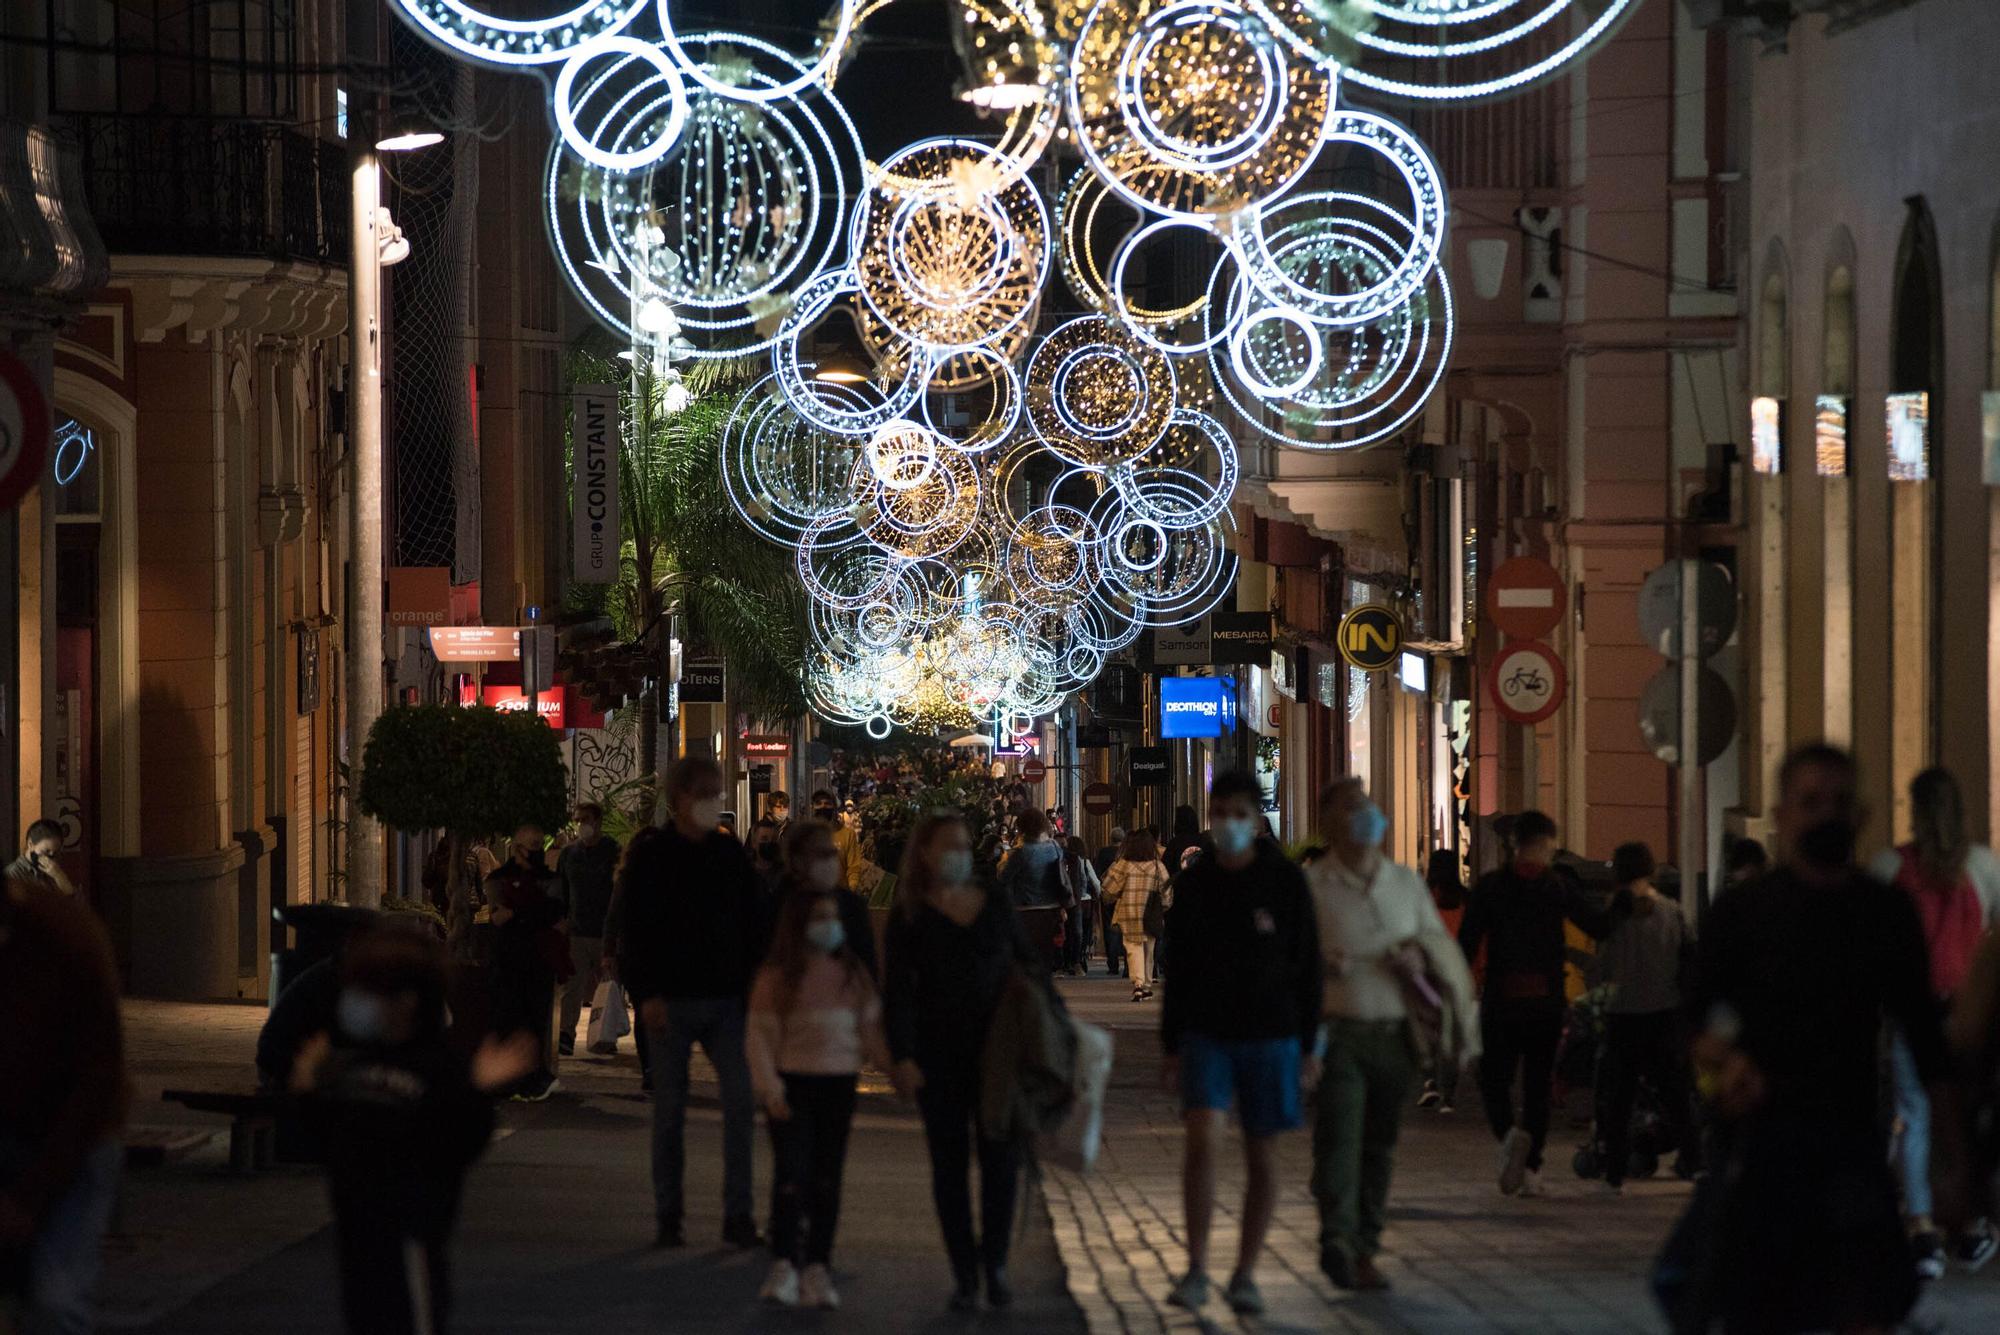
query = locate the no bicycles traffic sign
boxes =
[1487,640,1566,726]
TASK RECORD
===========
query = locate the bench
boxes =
[122,1127,217,1170]
[159,1089,281,1173]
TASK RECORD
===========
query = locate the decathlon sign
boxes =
[1160,676,1237,740]
[572,385,619,584]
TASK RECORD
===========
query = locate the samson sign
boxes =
[571,384,620,584]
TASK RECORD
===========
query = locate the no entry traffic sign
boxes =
[1022,757,1048,783]
[0,351,52,514]
[1083,781,1114,816]
[1487,640,1567,725]
[1485,556,1567,640]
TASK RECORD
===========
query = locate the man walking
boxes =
[485,825,567,1101]
[555,802,620,1059]
[1668,745,1959,1333]
[0,873,127,1332]
[1160,772,1322,1316]
[1307,779,1476,1290]
[618,757,767,1250]
[1457,810,1614,1196]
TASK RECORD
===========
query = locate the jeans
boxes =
[648,998,755,1225]
[767,1074,858,1267]
[1101,903,1124,975]
[1312,1019,1416,1262]
[22,1138,121,1335]
[330,1177,461,1335]
[558,936,605,1047]
[1062,903,1092,973]
[1598,1010,1696,1187]
[1478,999,1564,1172]
[917,1066,1020,1278]
[1889,1028,1932,1220]
[1123,934,1154,987]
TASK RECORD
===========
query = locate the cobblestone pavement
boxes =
[1046,976,2000,1335]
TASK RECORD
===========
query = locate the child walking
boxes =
[747,887,890,1309]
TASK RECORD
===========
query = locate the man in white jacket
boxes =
[1305,778,1478,1291]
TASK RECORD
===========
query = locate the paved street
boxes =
[107,980,2000,1333]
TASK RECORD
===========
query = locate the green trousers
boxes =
[1311,1017,1417,1262]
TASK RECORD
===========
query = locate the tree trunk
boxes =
[443,830,474,960]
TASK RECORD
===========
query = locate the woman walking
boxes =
[1061,835,1101,975]
[1104,830,1170,1002]
[883,812,1031,1311]
[746,888,888,1309]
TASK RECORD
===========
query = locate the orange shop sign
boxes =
[429,626,522,662]
[387,566,452,626]
[744,734,791,757]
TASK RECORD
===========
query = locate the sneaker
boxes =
[1131,989,1148,1003]
[1912,1228,1946,1281]
[1497,1127,1532,1195]
[1601,1180,1625,1197]
[1416,1083,1441,1109]
[1514,1170,1547,1199]
[984,1265,1012,1309]
[557,1037,575,1058]
[759,1260,800,1307]
[514,1074,560,1103]
[1319,1246,1355,1290]
[723,1216,764,1250]
[1224,1274,1265,1315]
[1353,1256,1391,1292]
[1166,1270,1210,1310]
[653,1217,685,1249]
[948,1272,979,1313]
[1957,1220,1998,1272]
[1437,1098,1455,1115]
[799,1263,840,1310]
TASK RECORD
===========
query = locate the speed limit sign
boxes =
[0,351,52,514]
[1486,640,1567,726]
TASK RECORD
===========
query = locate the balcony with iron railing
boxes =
[64,115,349,266]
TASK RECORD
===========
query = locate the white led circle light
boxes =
[553,37,689,173]
[389,0,649,67]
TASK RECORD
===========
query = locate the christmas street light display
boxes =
[391,0,1637,732]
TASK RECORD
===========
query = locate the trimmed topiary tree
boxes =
[357,704,569,946]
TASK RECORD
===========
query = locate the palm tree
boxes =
[567,347,808,779]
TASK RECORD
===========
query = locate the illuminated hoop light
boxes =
[388,0,649,67]
[1230,306,1323,398]
[1026,316,1176,469]
[866,420,941,491]
[773,270,931,434]
[553,38,689,173]
[1106,215,1238,353]
[652,0,860,104]
[1334,0,1643,102]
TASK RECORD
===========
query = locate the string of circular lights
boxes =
[391,0,1638,733]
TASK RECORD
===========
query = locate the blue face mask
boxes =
[1348,801,1389,849]
[936,849,974,885]
[1213,818,1257,858]
[805,919,846,954]
[337,988,389,1043]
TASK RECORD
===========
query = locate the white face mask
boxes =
[936,849,975,885]
[1212,817,1257,858]
[805,919,846,954]
[689,797,725,829]
[577,822,600,843]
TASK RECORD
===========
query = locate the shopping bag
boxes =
[1036,1018,1113,1174]
[587,980,631,1052]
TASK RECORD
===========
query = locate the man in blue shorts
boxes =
[1159,770,1324,1316]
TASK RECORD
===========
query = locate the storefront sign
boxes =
[1160,675,1237,739]
[679,657,725,702]
[750,764,774,795]
[744,734,791,758]
[387,566,452,626]
[1150,618,1212,667]
[478,684,566,729]
[429,626,523,662]
[0,350,52,513]
[571,384,620,583]
[1129,746,1169,786]
[1210,611,1272,663]
[1336,605,1402,672]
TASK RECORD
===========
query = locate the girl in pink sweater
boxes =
[747,886,889,1309]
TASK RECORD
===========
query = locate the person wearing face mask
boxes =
[616,757,770,1251]
[1304,779,1477,1291]
[1159,772,1323,1317]
[810,788,863,891]
[746,890,889,1310]
[749,817,786,890]
[554,802,622,1060]
[884,811,1037,1312]
[1660,745,1959,1335]
[483,824,568,1101]
[777,820,879,981]
[291,925,537,1335]
[1456,809,1617,1197]
[767,791,793,836]
[7,819,75,896]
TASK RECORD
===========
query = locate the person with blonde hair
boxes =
[1104,830,1169,1002]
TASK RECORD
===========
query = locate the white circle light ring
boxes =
[553,38,689,173]
[653,2,860,104]
[1106,216,1240,354]
[773,270,930,434]
[389,0,648,67]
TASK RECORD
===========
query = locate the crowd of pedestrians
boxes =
[10,739,2000,1335]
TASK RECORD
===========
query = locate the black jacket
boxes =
[1160,844,1322,1055]
[884,889,1032,1074]
[1458,864,1616,1005]
[555,836,621,938]
[615,825,768,1004]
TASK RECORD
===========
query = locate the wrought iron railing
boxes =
[66,115,348,265]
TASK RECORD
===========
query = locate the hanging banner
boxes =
[571,384,620,584]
